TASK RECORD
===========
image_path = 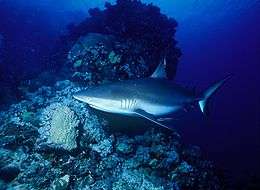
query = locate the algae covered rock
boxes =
[68,33,116,62]
[108,50,121,64]
[60,0,182,85]
[116,142,133,155]
[53,0,181,84]
[81,115,106,144]
[90,137,114,157]
[116,137,134,155]
[112,170,164,190]
[50,175,70,190]
[39,103,79,151]
[67,32,151,84]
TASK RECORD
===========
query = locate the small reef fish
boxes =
[74,59,231,129]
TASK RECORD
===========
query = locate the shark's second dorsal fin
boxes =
[151,58,167,79]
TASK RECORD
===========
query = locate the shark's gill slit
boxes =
[132,99,136,109]
[130,99,134,109]
[128,99,131,109]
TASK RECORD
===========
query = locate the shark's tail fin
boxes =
[198,75,232,115]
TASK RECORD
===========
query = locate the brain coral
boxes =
[39,103,79,151]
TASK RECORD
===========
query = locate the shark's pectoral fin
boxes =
[134,109,173,130]
[157,117,178,122]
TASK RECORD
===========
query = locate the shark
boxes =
[73,59,231,129]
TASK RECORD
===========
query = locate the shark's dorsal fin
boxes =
[151,58,167,79]
[134,109,173,130]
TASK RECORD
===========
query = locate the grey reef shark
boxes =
[74,59,231,130]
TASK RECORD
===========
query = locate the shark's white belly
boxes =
[139,101,180,116]
[88,98,180,117]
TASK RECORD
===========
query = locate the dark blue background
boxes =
[0,0,259,184]
[174,1,260,182]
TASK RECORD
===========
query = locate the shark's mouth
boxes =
[88,103,99,109]
[88,103,110,112]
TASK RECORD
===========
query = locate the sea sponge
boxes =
[39,103,79,151]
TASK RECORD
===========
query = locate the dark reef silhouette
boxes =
[51,0,181,82]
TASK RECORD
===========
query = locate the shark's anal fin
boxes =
[134,109,173,130]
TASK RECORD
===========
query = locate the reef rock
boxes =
[90,137,114,157]
[50,174,70,190]
[68,33,116,62]
[52,0,181,84]
[67,32,150,84]
[116,137,134,155]
[112,170,165,190]
[80,115,106,145]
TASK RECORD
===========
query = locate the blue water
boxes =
[1,0,259,186]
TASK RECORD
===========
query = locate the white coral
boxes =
[39,103,79,151]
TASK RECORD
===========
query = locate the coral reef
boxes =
[52,0,181,83]
[0,79,224,189]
